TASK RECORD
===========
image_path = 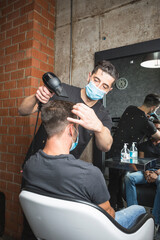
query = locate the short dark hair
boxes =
[92,60,119,83]
[143,93,160,107]
[41,100,77,138]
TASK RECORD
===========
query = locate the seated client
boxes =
[22,100,145,229]
[125,119,160,231]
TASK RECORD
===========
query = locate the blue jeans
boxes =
[125,171,160,225]
[115,205,146,228]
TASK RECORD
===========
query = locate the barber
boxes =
[19,60,119,163]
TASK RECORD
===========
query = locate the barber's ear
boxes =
[68,124,74,137]
[87,72,92,83]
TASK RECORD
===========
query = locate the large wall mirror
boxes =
[93,38,160,170]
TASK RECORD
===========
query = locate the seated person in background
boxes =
[22,100,146,229]
[125,119,160,231]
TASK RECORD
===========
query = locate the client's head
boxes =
[41,100,78,138]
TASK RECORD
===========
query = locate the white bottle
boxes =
[121,143,130,162]
[130,142,138,163]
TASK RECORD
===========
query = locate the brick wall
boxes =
[0,0,55,238]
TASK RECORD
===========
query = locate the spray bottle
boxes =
[121,143,130,162]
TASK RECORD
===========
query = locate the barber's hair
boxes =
[41,100,77,138]
[143,93,160,107]
[92,60,119,83]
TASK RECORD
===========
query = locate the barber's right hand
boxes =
[35,86,54,104]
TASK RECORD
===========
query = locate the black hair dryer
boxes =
[42,72,68,98]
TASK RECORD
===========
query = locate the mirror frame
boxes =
[93,38,160,171]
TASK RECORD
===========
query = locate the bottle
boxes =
[130,142,138,163]
[121,143,130,162]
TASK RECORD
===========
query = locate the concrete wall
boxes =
[55,0,160,161]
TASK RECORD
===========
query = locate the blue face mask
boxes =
[70,130,79,152]
[85,81,106,100]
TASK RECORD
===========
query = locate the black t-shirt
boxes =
[23,83,112,164]
[23,150,110,204]
[138,139,160,158]
[108,105,157,158]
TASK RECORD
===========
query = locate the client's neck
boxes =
[43,137,70,156]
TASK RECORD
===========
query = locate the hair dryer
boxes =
[42,72,68,98]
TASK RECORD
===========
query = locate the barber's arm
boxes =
[67,103,113,152]
[18,86,54,116]
[99,200,115,218]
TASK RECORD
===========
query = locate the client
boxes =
[22,100,146,229]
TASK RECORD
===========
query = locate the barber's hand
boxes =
[36,86,54,104]
[67,103,103,132]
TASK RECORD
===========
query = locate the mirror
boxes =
[93,38,160,170]
[95,38,160,120]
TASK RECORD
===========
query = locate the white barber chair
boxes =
[19,189,154,240]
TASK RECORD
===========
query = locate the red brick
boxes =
[24,86,38,96]
[2,135,15,144]
[27,48,47,62]
[30,77,40,87]
[0,32,5,41]
[0,49,5,57]
[50,5,55,15]
[32,39,41,50]
[40,61,53,72]
[1,73,10,82]
[5,45,18,55]
[10,89,23,98]
[9,108,19,116]
[15,136,30,145]
[0,16,6,26]
[0,144,7,153]
[33,11,48,27]
[6,27,19,38]
[0,181,7,190]
[41,25,54,39]
[17,78,31,88]
[1,21,12,32]
[5,62,17,72]
[19,39,32,50]
[31,68,45,79]
[7,182,20,193]
[4,81,16,90]
[34,2,42,13]
[7,10,19,21]
[1,4,13,16]
[18,58,32,69]
[15,116,30,126]
[27,30,47,45]
[32,58,40,68]
[48,39,54,48]
[19,21,33,33]
[0,83,4,91]
[41,44,54,56]
[11,52,25,63]
[12,33,25,44]
[7,163,21,174]
[0,91,9,99]
[11,69,24,80]
[8,126,22,135]
[23,126,35,135]
[0,38,11,49]
[14,0,27,10]
[13,15,28,27]
[42,8,55,22]
[1,172,13,182]
[36,0,48,10]
[48,56,54,65]
[0,66,4,74]
[33,21,41,32]
[0,55,11,65]
[3,99,16,108]
[0,126,8,134]
[2,117,15,125]
[20,2,34,15]
[1,153,15,163]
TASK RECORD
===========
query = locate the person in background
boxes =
[19,60,119,240]
[125,119,160,235]
[22,100,146,230]
[107,93,160,211]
